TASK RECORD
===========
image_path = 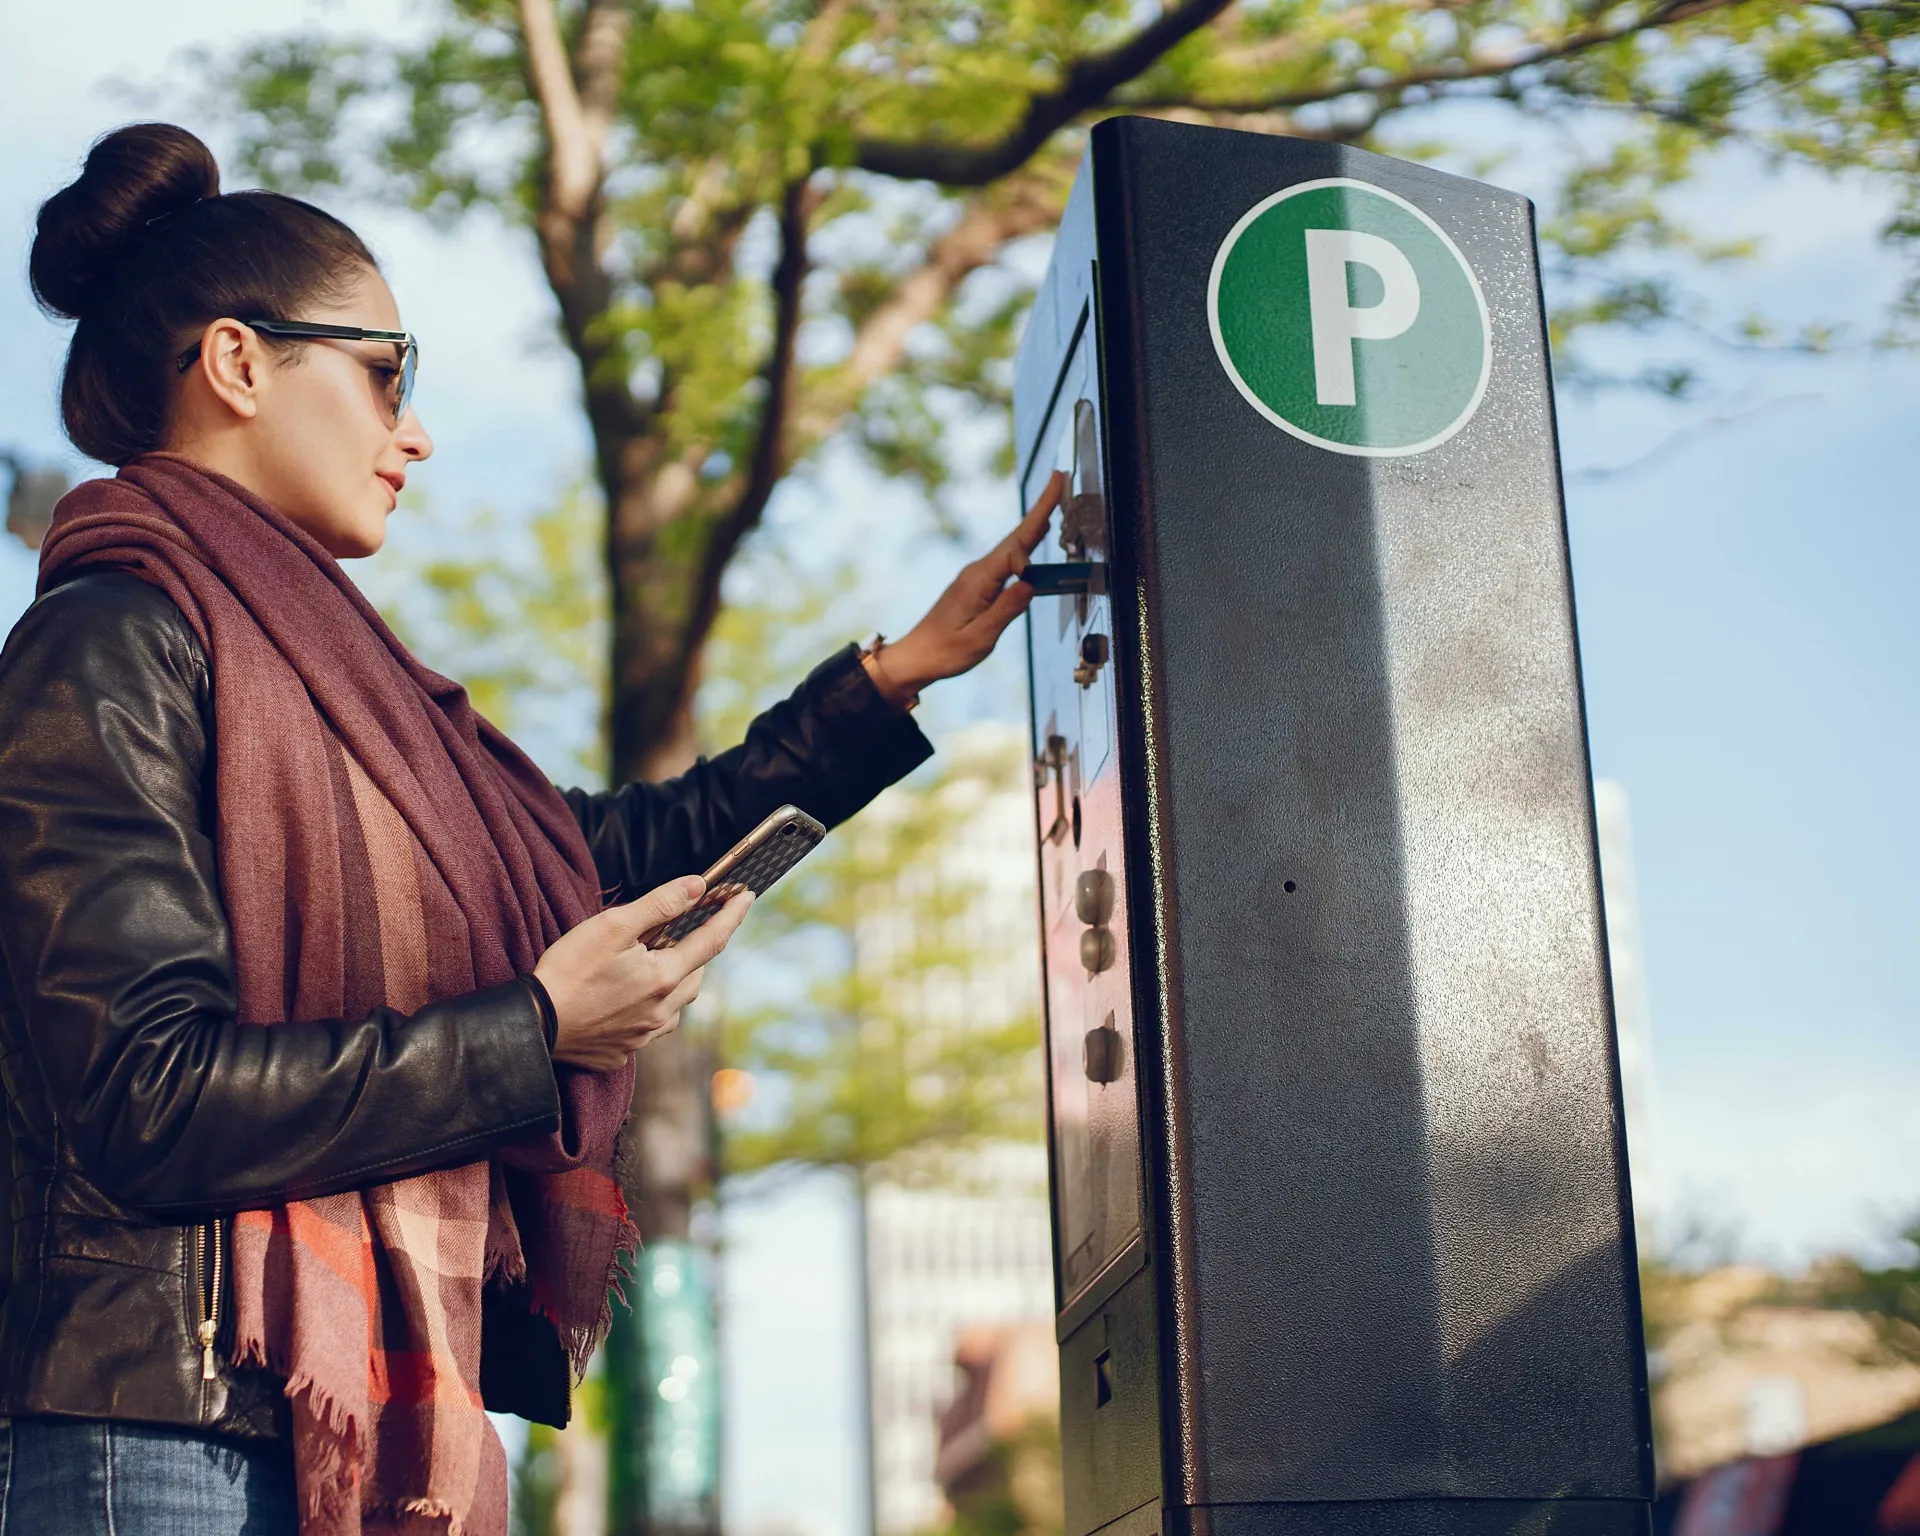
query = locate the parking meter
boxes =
[1017,118,1654,1536]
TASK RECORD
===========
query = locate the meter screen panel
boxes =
[1023,318,1144,1309]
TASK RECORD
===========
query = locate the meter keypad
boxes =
[1024,323,1145,1310]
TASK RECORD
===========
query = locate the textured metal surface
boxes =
[1179,1502,1648,1535]
[1017,117,1651,1536]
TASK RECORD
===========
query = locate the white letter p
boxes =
[1304,229,1421,407]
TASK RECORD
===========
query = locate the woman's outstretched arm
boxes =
[562,647,932,903]
[565,475,1062,898]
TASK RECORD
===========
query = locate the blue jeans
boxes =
[0,1418,297,1535]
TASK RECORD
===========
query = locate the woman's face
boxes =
[198,265,433,559]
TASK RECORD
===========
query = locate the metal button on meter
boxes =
[1074,869,1115,927]
[1083,1017,1125,1085]
[1077,927,1115,976]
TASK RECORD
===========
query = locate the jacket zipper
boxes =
[193,1219,223,1381]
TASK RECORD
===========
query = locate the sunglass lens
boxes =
[396,346,417,423]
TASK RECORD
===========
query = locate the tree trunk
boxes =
[605,695,713,1536]
[551,1418,611,1536]
[626,1026,709,1243]
[606,1019,716,1536]
[609,513,709,787]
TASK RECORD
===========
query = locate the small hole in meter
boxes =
[1284,880,1297,893]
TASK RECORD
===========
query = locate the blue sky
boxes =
[3,4,1916,1531]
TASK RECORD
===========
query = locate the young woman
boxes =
[0,123,1057,1536]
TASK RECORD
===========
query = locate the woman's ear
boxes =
[187,319,265,422]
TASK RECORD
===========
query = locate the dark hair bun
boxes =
[30,123,221,321]
[35,122,374,464]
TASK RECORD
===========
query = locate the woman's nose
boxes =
[396,409,434,463]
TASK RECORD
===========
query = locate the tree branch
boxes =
[1566,391,1822,481]
[656,171,1061,688]
[1118,0,1746,116]
[1204,0,1479,74]
[680,178,819,680]
[799,0,857,64]
[654,161,757,288]
[791,177,1060,446]
[855,0,1235,185]
[517,0,650,480]
[573,0,629,131]
[517,0,628,213]
[519,0,592,220]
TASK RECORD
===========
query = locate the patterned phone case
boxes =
[641,807,826,949]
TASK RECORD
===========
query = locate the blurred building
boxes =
[1594,779,1668,1248]
[934,1322,1062,1536]
[867,1165,1055,1534]
[1649,1264,1920,1533]
[1656,1408,1920,1536]
[1653,1266,1920,1483]
[852,725,1056,1536]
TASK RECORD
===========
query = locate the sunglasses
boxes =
[175,320,420,427]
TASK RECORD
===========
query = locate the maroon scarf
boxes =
[40,455,636,1534]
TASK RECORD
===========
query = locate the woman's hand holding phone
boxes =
[534,875,751,1072]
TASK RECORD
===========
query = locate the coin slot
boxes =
[1094,1350,1113,1409]
[1036,732,1070,846]
[1073,631,1110,689]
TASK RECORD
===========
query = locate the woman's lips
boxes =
[377,471,405,505]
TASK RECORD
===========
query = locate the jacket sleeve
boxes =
[0,574,562,1220]
[564,644,935,902]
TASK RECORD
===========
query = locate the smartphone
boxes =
[640,804,827,950]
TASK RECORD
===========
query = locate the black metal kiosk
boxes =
[1016,118,1654,1536]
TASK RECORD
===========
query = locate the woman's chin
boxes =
[323,519,387,561]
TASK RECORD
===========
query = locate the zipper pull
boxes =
[198,1318,218,1381]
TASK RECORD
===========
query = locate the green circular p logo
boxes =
[1208,178,1491,457]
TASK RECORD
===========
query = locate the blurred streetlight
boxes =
[709,1067,754,1117]
[1,450,69,551]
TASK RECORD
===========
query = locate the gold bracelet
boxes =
[861,634,920,712]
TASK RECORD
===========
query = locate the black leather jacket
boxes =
[0,572,930,1439]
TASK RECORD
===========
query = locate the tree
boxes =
[701,582,1047,1536]
[214,0,1920,786]
[202,4,1917,1523]
[211,0,1920,1252]
[359,481,608,782]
